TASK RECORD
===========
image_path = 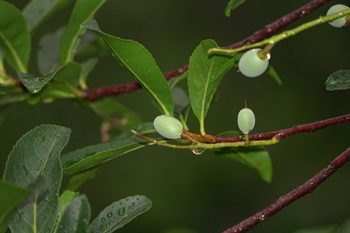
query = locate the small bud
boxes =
[327,4,349,28]
[238,49,269,78]
[153,115,183,139]
[237,108,256,134]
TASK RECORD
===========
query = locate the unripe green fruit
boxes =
[153,115,183,139]
[238,49,269,78]
[327,4,349,28]
[237,108,255,134]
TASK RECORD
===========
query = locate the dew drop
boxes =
[191,148,205,155]
[101,217,106,223]
[118,207,126,216]
[107,212,113,218]
[32,89,39,93]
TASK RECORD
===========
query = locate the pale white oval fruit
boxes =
[237,108,255,134]
[238,49,269,78]
[153,115,183,139]
[327,4,349,28]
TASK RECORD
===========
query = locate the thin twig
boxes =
[215,113,350,143]
[222,146,350,233]
[82,0,331,101]
[133,114,349,150]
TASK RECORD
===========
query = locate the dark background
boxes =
[1,0,349,232]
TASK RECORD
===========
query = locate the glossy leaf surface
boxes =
[188,39,235,134]
[60,0,106,63]
[82,19,174,115]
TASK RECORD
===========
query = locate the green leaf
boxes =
[22,0,71,33]
[57,190,78,226]
[188,39,235,134]
[88,195,152,232]
[0,181,30,233]
[61,137,149,175]
[325,70,350,91]
[83,19,174,115]
[79,57,98,89]
[18,62,81,97]
[0,1,30,72]
[41,62,82,99]
[266,65,282,85]
[56,195,91,233]
[3,124,71,232]
[216,147,273,183]
[225,0,246,17]
[64,168,98,192]
[60,0,106,63]
[17,72,55,93]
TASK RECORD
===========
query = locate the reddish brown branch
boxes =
[82,0,331,101]
[228,0,331,49]
[222,146,350,233]
[215,113,350,143]
[83,65,188,101]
